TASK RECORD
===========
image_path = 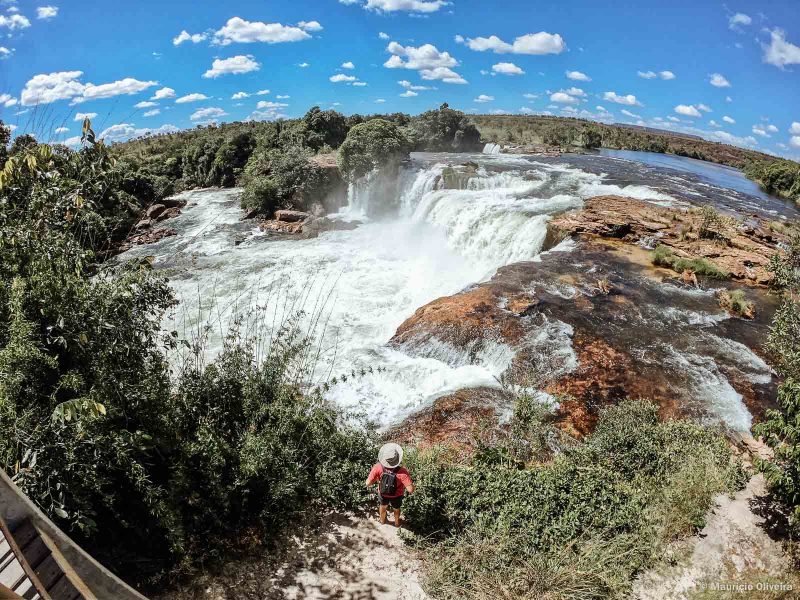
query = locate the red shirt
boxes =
[367,463,413,498]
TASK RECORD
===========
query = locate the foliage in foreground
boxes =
[744,159,800,202]
[652,244,730,279]
[337,118,412,181]
[755,234,800,525]
[0,124,375,583]
[403,399,744,600]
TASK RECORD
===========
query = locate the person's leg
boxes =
[393,508,401,528]
[379,502,388,524]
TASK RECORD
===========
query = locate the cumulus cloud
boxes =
[384,41,467,83]
[474,94,494,103]
[20,71,157,106]
[789,122,800,135]
[375,98,386,103]
[492,62,524,75]
[640,69,676,80]
[603,91,642,106]
[341,61,355,69]
[173,30,208,45]
[36,6,58,20]
[276,94,290,99]
[400,90,418,97]
[398,80,431,91]
[213,17,311,45]
[791,136,800,149]
[176,93,209,103]
[54,126,69,133]
[232,91,250,99]
[566,70,590,81]
[563,87,585,97]
[330,73,357,82]
[459,31,566,55]
[135,100,157,108]
[298,21,323,32]
[762,29,800,68]
[675,104,701,118]
[550,92,579,104]
[256,100,288,109]
[0,46,13,59]
[98,123,179,143]
[379,32,390,40]
[709,73,731,87]
[728,13,751,29]
[364,0,448,13]
[0,14,30,29]
[143,109,160,117]
[621,109,640,119]
[256,89,270,95]
[299,62,310,68]
[203,55,260,78]
[152,87,175,100]
[752,124,771,137]
[723,115,736,124]
[190,107,227,121]
[697,103,712,113]
[74,112,97,121]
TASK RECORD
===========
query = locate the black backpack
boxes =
[379,466,398,496]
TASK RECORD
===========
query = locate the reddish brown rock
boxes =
[116,228,177,252]
[146,203,166,219]
[274,209,310,223]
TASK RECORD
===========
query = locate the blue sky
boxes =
[1,0,799,159]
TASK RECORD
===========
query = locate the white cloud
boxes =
[789,122,800,135]
[352,81,368,86]
[0,46,13,59]
[0,14,30,29]
[213,17,311,45]
[604,91,642,106]
[762,29,800,68]
[400,90,418,97]
[190,107,227,121]
[256,100,288,109]
[399,80,431,90]
[709,119,721,128]
[203,55,260,78]
[710,130,758,147]
[36,6,57,20]
[379,32,390,40]
[637,70,656,79]
[299,62,310,68]
[675,104,701,118]
[20,71,83,105]
[384,41,467,83]
[98,123,179,143]
[173,30,208,45]
[523,93,539,100]
[492,62,524,75]
[566,70,590,81]
[767,124,779,133]
[175,93,209,103]
[276,94,290,99]
[659,70,676,80]
[231,91,250,100]
[0,94,17,107]
[375,98,386,103]
[74,112,97,121]
[330,73,357,82]
[54,126,69,133]
[550,92,579,104]
[752,124,771,137]
[364,0,448,13]
[723,115,736,124]
[341,61,355,69]
[461,31,566,55]
[80,78,158,103]
[143,109,160,117]
[298,21,323,32]
[256,89,270,95]
[621,109,640,119]
[148,89,174,103]
[790,136,800,149]
[474,94,494,103]
[596,105,608,112]
[709,73,731,88]
[726,96,732,103]
[563,87,585,97]
[729,13,751,29]
[519,107,534,114]
[135,100,157,108]
[697,103,712,113]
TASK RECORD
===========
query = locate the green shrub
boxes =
[240,175,280,215]
[407,103,482,152]
[405,399,744,599]
[652,244,729,279]
[337,118,411,181]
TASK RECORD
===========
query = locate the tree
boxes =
[408,103,482,152]
[337,119,411,181]
[302,106,349,151]
[582,127,602,149]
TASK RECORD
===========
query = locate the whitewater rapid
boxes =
[116,152,771,429]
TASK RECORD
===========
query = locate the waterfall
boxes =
[483,142,502,154]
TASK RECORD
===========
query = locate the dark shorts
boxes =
[379,494,403,509]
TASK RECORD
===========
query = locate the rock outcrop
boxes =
[548,195,787,285]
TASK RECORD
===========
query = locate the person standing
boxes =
[365,443,414,527]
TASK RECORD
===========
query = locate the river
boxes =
[116,150,793,429]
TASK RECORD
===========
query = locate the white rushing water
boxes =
[116,153,761,429]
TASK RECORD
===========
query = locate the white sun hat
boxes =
[378,443,403,469]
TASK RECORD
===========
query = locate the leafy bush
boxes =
[744,159,800,201]
[652,244,729,279]
[408,103,482,152]
[337,118,411,181]
[302,106,349,151]
[404,399,744,599]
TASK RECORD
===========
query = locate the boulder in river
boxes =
[275,209,311,223]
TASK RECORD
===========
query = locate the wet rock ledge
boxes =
[389,196,784,451]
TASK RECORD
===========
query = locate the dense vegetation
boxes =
[404,398,745,599]
[473,114,800,200]
[755,234,800,528]
[0,120,375,585]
